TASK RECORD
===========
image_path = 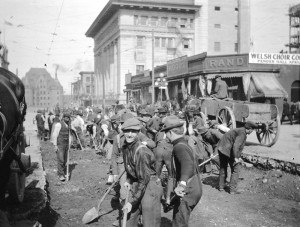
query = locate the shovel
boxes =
[122,188,130,227]
[82,170,125,224]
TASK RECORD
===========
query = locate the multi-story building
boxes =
[71,71,96,107]
[287,4,300,53]
[86,0,247,103]
[22,68,64,108]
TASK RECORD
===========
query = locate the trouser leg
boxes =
[57,143,68,176]
[218,152,228,190]
[229,160,241,192]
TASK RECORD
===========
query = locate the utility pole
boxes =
[237,0,241,54]
[102,75,105,109]
[152,29,155,104]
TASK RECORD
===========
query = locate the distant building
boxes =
[22,68,64,109]
[0,41,9,69]
[287,4,300,53]
[71,71,95,107]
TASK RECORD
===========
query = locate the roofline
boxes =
[85,0,200,38]
[79,71,95,75]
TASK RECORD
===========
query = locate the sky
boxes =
[0,0,109,94]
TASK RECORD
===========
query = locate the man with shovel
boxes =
[50,112,72,181]
[120,118,163,227]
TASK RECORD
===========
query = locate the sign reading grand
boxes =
[167,55,188,77]
[205,55,248,71]
[249,53,300,65]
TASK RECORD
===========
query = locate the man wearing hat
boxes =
[71,111,86,149]
[146,108,163,141]
[211,74,228,99]
[50,112,72,181]
[217,121,258,194]
[281,98,293,125]
[161,116,202,226]
[192,110,205,129]
[196,126,223,171]
[121,118,162,227]
[48,111,55,138]
[35,109,46,140]
[110,113,155,192]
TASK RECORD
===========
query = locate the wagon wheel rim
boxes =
[256,106,280,147]
[216,107,236,130]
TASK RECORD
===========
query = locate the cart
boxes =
[188,97,280,147]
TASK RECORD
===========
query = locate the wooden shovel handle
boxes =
[96,170,125,211]
[122,188,130,227]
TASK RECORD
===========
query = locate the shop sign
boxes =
[205,55,248,70]
[249,53,300,65]
[167,55,188,77]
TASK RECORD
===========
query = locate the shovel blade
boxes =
[82,207,99,224]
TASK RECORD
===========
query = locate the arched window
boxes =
[291,80,300,102]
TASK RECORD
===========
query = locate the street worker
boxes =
[217,121,258,194]
[71,111,86,149]
[196,126,223,171]
[36,109,46,140]
[121,118,163,227]
[192,110,206,129]
[211,74,228,99]
[146,108,162,141]
[155,123,174,206]
[87,117,101,149]
[161,115,202,226]
[48,111,55,137]
[137,116,148,135]
[50,112,72,181]
[111,113,155,201]
[281,98,293,125]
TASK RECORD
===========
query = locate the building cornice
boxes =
[85,0,200,38]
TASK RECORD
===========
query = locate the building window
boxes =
[86,77,90,82]
[167,38,174,48]
[189,19,194,28]
[235,7,239,12]
[86,85,91,94]
[149,16,158,26]
[134,15,139,25]
[136,65,144,75]
[140,16,148,25]
[180,18,187,28]
[169,18,178,27]
[161,38,166,47]
[214,24,221,28]
[137,36,145,47]
[214,42,221,52]
[215,6,221,11]
[161,17,168,26]
[183,39,190,49]
[155,37,160,47]
[234,43,238,52]
[235,25,238,29]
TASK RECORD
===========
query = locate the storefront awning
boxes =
[250,73,288,98]
[206,72,248,79]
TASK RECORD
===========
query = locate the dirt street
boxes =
[8,136,298,227]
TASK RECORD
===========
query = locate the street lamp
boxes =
[154,73,168,103]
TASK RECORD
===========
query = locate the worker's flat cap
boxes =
[161,116,184,132]
[158,107,168,113]
[118,112,134,123]
[121,118,141,130]
[110,114,120,123]
[63,112,71,118]
[215,74,222,79]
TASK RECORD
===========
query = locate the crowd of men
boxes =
[34,102,259,227]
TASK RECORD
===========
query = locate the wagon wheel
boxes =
[216,107,236,130]
[256,106,280,147]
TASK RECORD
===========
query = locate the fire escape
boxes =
[287,4,300,53]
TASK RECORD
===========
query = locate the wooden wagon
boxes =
[188,97,280,147]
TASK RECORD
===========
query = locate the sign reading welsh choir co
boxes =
[167,55,188,77]
[249,53,300,65]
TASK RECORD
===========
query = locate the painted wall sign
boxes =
[249,53,300,65]
[167,55,188,77]
[205,55,248,71]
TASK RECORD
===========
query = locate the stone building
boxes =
[22,68,64,109]
[71,71,95,107]
[0,42,9,69]
[86,0,248,104]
